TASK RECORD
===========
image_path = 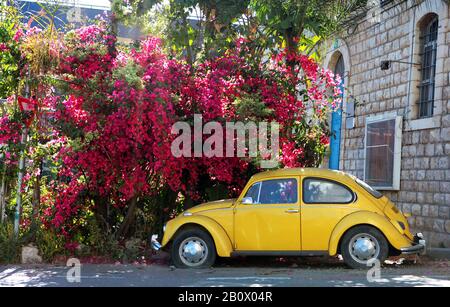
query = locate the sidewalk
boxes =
[1,255,448,287]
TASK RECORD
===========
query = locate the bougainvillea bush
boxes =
[42,27,189,239]
[1,21,342,253]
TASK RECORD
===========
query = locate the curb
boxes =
[426,248,450,260]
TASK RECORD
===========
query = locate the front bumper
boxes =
[400,233,426,254]
[150,234,162,251]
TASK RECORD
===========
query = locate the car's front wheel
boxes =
[171,228,216,269]
[341,225,389,269]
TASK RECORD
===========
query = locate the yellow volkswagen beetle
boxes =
[153,168,425,269]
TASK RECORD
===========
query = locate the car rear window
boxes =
[303,178,354,204]
[355,178,383,199]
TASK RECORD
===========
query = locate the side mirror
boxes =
[241,197,253,204]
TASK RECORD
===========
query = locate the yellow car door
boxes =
[300,176,358,251]
[233,177,301,252]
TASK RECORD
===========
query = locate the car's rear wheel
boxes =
[341,225,388,269]
[171,228,216,269]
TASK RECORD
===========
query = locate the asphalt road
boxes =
[1,257,449,287]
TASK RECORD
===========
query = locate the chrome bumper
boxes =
[400,233,426,254]
[150,234,162,251]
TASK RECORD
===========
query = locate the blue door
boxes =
[329,55,344,170]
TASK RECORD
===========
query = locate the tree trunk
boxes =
[116,195,138,239]
[108,12,118,59]
[154,188,178,238]
[29,173,41,238]
[93,195,110,232]
[0,171,6,224]
[203,6,218,59]
[285,29,297,54]
[181,13,194,66]
[284,28,299,73]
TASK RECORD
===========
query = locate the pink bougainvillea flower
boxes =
[13,28,24,42]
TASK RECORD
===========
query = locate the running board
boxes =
[231,251,328,257]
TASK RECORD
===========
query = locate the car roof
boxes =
[251,168,356,181]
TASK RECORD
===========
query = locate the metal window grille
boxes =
[365,119,395,187]
[364,116,402,190]
[418,17,438,118]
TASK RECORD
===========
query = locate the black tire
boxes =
[171,228,216,269]
[340,225,389,269]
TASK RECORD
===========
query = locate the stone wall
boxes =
[323,0,450,247]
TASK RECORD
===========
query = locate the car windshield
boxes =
[355,178,383,199]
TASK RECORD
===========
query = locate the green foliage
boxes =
[83,217,146,262]
[112,60,144,90]
[250,0,368,51]
[204,183,230,201]
[298,35,323,59]
[123,238,145,262]
[119,0,250,63]
[35,227,66,262]
[291,119,331,167]
[0,3,22,98]
[233,94,273,121]
[0,222,19,263]
[83,217,123,259]
[119,0,366,64]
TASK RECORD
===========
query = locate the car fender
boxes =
[328,211,412,256]
[162,215,233,257]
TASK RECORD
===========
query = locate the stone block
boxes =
[21,244,42,264]
[415,216,424,228]
[438,157,449,169]
[413,157,429,169]
[443,114,450,127]
[445,220,450,233]
[416,170,426,180]
[411,204,421,215]
[433,219,445,233]
[421,204,429,217]
[429,182,441,193]
[402,203,412,214]
[430,205,439,217]
[438,206,449,219]
[442,128,450,142]
[425,144,434,156]
[430,129,441,142]
[440,182,450,194]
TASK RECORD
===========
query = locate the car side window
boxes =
[303,178,353,204]
[259,178,298,204]
[244,182,261,204]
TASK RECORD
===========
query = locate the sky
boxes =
[18,0,111,10]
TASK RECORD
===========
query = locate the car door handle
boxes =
[285,209,299,213]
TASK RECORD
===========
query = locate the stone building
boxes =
[322,0,450,248]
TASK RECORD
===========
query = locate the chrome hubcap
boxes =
[179,237,208,267]
[349,233,380,264]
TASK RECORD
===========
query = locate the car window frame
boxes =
[243,181,262,204]
[302,177,355,205]
[355,178,383,199]
[243,177,299,205]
